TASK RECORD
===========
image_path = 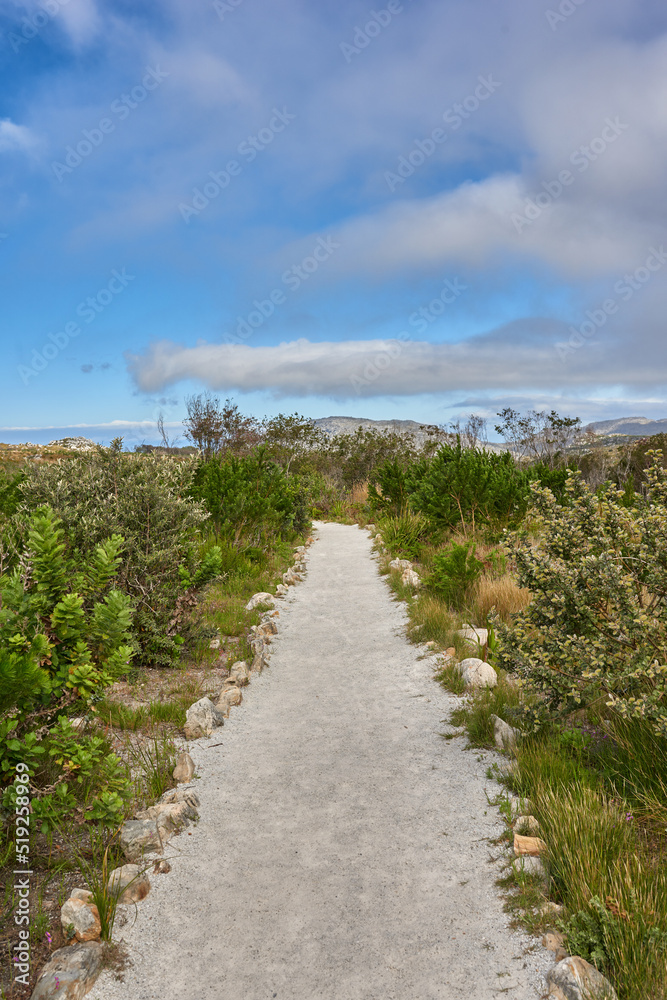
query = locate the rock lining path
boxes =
[91,522,549,1000]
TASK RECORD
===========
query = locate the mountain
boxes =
[313,416,429,438]
[585,417,667,437]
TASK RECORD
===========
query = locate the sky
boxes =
[1,0,667,447]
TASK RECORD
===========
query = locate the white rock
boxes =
[458,657,497,688]
[389,558,412,571]
[401,568,422,589]
[209,638,221,649]
[108,864,151,903]
[490,714,519,749]
[275,584,288,596]
[60,897,101,942]
[457,624,489,648]
[547,956,617,999]
[184,697,225,739]
[512,854,546,879]
[513,815,540,836]
[228,661,250,685]
[245,592,275,610]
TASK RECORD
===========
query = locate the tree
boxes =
[449,414,487,450]
[183,394,262,458]
[263,413,325,474]
[495,408,582,467]
[183,392,224,459]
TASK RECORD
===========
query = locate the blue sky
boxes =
[1,0,667,446]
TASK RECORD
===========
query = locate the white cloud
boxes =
[125,328,667,401]
[0,119,37,154]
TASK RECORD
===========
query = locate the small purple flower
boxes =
[45,932,52,944]
[626,812,633,822]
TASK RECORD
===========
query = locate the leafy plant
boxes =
[19,443,209,665]
[496,458,667,735]
[427,540,484,609]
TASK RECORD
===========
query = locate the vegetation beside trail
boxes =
[2,401,667,998]
[369,413,667,1000]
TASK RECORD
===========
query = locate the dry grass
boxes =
[350,480,369,505]
[471,573,532,623]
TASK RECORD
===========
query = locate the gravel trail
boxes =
[91,522,549,1000]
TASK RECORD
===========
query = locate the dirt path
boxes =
[91,522,549,1000]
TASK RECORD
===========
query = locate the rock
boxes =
[547,956,617,999]
[541,901,565,919]
[425,640,437,650]
[366,523,376,532]
[514,833,547,856]
[513,815,540,836]
[458,657,497,688]
[120,818,163,859]
[209,638,221,649]
[184,697,224,739]
[251,650,267,673]
[457,624,489,648]
[216,686,243,717]
[260,620,278,635]
[513,854,546,879]
[294,545,306,554]
[245,592,275,611]
[137,788,200,837]
[31,941,103,1000]
[69,717,87,733]
[543,931,566,953]
[60,898,101,942]
[508,795,532,816]
[153,859,171,874]
[374,533,383,542]
[554,947,568,962]
[401,568,422,588]
[229,661,250,685]
[275,584,288,596]
[69,889,94,904]
[389,558,412,571]
[108,864,151,903]
[490,714,520,750]
[172,751,195,784]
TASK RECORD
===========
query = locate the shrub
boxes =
[427,540,484,609]
[0,507,134,708]
[19,442,209,665]
[496,458,667,736]
[377,511,429,559]
[190,448,309,542]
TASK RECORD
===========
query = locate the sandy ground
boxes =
[90,521,549,1000]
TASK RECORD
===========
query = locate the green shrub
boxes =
[377,511,429,559]
[427,540,484,609]
[0,507,134,706]
[19,442,209,665]
[496,459,667,735]
[190,448,309,542]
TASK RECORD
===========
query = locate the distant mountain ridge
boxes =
[313,416,429,437]
[585,417,667,437]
